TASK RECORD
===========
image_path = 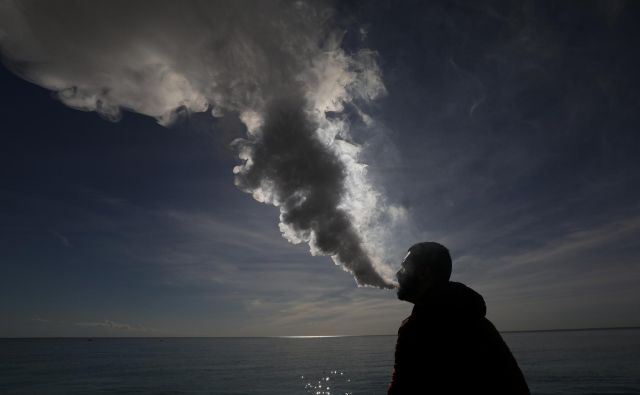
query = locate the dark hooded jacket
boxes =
[388,282,529,394]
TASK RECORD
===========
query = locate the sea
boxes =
[1,328,639,394]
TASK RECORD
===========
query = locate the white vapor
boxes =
[0,0,406,287]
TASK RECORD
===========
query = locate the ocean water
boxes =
[1,329,639,394]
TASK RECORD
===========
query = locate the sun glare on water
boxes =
[277,335,347,339]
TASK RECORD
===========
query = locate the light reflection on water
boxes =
[302,369,353,395]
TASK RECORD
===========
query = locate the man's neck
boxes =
[413,281,450,306]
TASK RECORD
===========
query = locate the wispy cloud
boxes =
[225,284,407,336]
[52,231,71,247]
[479,214,640,281]
[76,319,155,333]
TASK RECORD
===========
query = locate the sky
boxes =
[1,0,639,337]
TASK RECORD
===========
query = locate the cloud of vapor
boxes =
[0,0,404,287]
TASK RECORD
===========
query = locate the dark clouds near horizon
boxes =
[2,0,640,336]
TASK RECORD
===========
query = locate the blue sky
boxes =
[1,1,639,336]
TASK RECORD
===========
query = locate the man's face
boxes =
[396,250,422,302]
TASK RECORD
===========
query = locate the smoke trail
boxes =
[234,97,391,287]
[0,0,402,287]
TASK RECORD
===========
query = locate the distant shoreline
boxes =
[1,326,639,339]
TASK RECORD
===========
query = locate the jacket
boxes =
[388,282,530,394]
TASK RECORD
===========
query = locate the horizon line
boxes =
[1,325,639,339]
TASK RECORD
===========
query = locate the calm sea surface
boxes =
[1,329,639,394]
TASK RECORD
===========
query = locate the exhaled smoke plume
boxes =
[234,97,391,288]
[0,0,403,287]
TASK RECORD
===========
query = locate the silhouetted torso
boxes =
[388,282,529,394]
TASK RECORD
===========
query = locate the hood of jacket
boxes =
[412,281,487,321]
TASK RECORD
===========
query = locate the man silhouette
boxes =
[388,242,530,394]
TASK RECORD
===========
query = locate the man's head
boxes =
[396,242,452,303]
